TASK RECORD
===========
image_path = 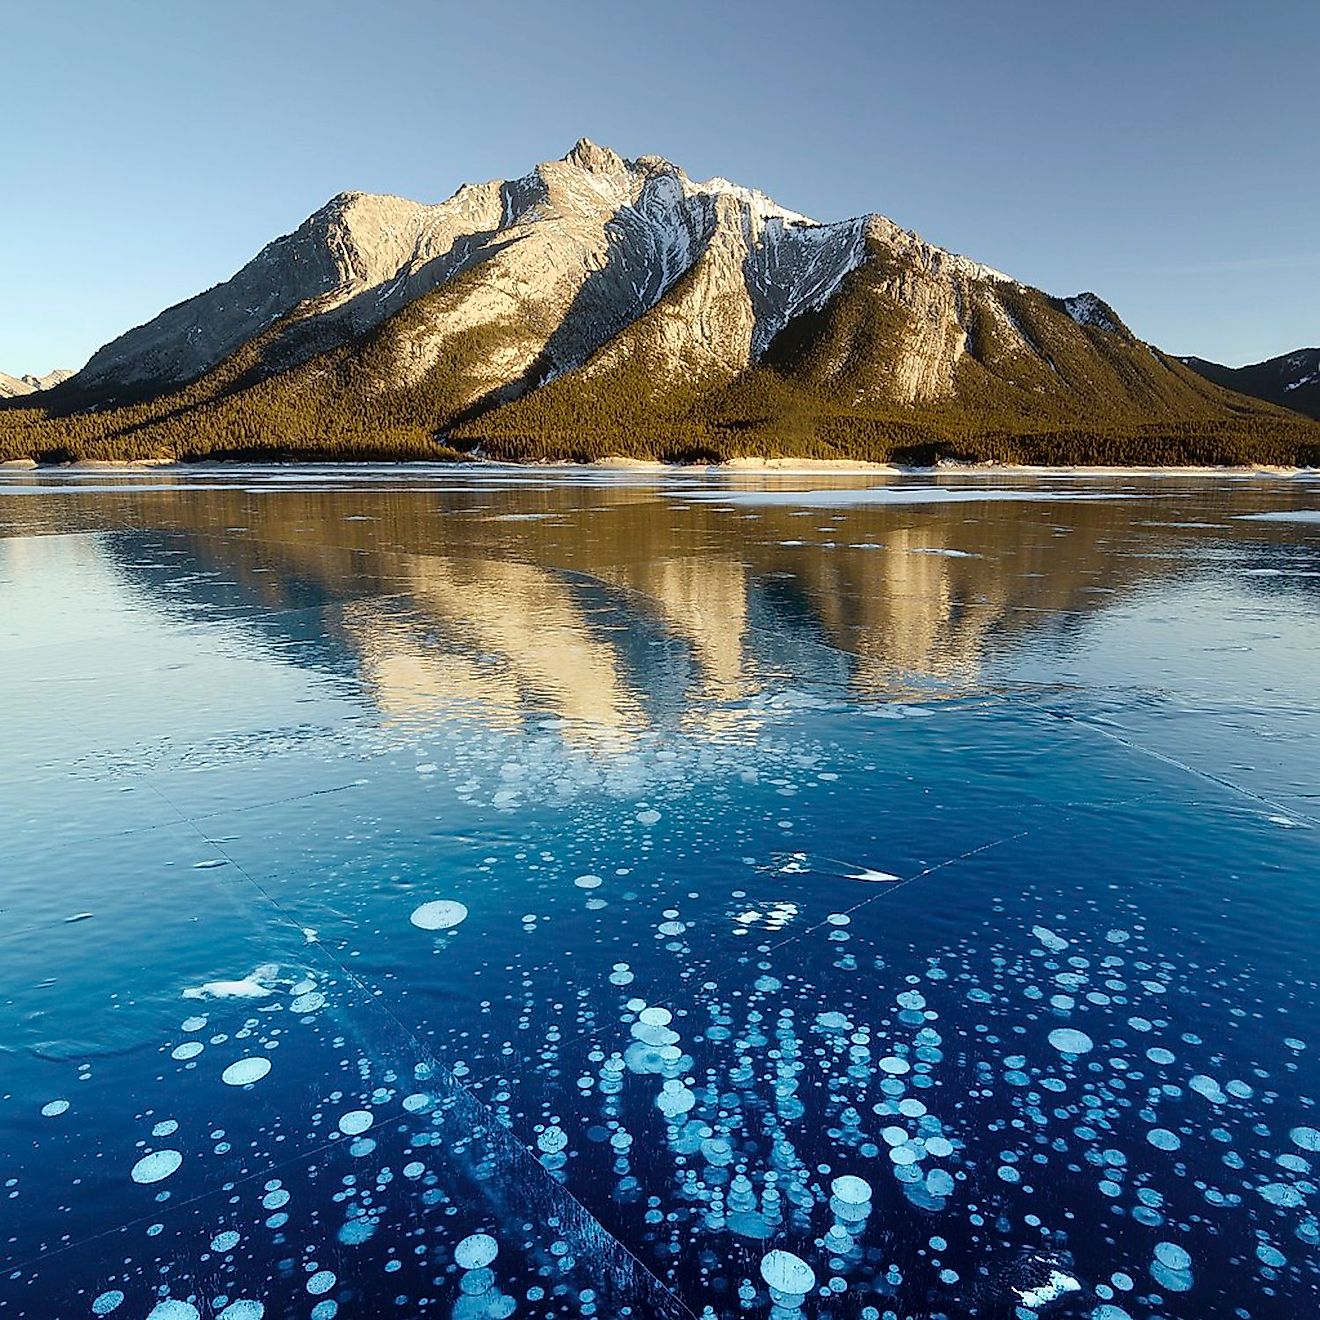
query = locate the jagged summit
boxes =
[6,139,1311,467]
[563,136,626,174]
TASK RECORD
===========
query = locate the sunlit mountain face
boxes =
[4,464,1320,1320]
[5,142,1317,468]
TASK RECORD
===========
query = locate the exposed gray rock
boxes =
[0,368,75,398]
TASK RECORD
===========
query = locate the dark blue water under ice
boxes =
[2,464,1320,1320]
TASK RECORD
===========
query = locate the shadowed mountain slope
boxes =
[1182,349,1320,422]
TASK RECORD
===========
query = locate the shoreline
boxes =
[2,455,1313,478]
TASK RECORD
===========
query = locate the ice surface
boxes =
[2,466,1319,1318]
[1238,509,1320,523]
[672,485,1138,508]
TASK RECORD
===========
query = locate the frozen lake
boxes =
[2,464,1320,1320]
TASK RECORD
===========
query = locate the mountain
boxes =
[0,368,75,399]
[1181,349,1320,422]
[2,140,1315,467]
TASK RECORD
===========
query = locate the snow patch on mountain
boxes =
[1064,293,1119,332]
[745,216,869,357]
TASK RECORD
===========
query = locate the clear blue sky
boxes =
[3,0,1316,372]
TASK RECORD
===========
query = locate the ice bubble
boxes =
[222,1057,271,1087]
[638,1006,673,1027]
[290,991,326,1014]
[338,1110,373,1136]
[454,1233,499,1270]
[831,1175,872,1205]
[1154,1242,1191,1272]
[131,1149,183,1184]
[338,1218,377,1245]
[40,1099,69,1117]
[306,1271,336,1296]
[147,1304,199,1320]
[759,1249,816,1295]
[657,1082,695,1117]
[211,1230,241,1252]
[1259,1182,1305,1207]
[1048,1028,1094,1055]
[573,874,603,889]
[172,1042,204,1061]
[218,1304,263,1319]
[1147,1128,1181,1151]
[410,900,469,931]
[635,809,662,826]
[926,1168,955,1197]
[92,1291,125,1315]
[1032,926,1069,953]
[180,1015,207,1032]
[537,1125,568,1154]
[1151,1241,1193,1292]
[1189,1074,1227,1103]
[1291,1126,1320,1152]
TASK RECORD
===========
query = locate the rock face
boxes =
[21,139,1307,464]
[0,368,74,398]
[1182,349,1320,421]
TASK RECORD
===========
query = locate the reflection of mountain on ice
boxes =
[15,470,1314,745]
[342,555,644,738]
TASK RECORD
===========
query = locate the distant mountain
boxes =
[2,140,1315,466]
[1181,349,1320,422]
[0,368,74,399]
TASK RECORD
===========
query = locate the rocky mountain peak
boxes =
[562,137,627,176]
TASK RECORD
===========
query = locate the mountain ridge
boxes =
[1181,349,1320,422]
[2,139,1316,467]
[0,368,75,399]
